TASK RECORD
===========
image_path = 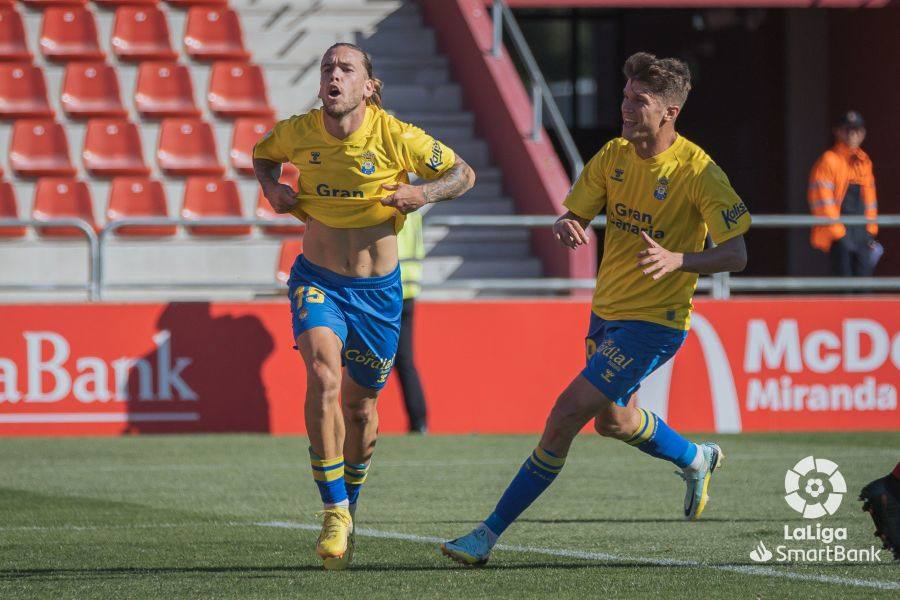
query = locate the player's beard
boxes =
[322,92,365,120]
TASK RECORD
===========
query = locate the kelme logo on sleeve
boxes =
[721,201,749,230]
[426,141,444,172]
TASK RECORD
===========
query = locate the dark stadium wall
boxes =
[0,301,897,436]
[511,7,790,276]
[785,9,831,277]
[418,0,598,280]
[511,5,897,279]
[786,8,900,277]
[617,8,789,277]
[826,8,900,275]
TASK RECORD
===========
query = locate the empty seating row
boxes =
[0,62,272,119]
[14,2,229,8]
[0,172,304,237]
[1,5,246,62]
[6,116,274,176]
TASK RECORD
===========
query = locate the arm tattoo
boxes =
[252,157,282,190]
[421,158,475,204]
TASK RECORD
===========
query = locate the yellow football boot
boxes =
[315,507,352,562]
[323,529,355,571]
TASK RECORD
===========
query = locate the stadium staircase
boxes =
[0,0,543,301]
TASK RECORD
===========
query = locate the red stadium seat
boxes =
[135,62,200,118]
[111,5,177,62]
[0,181,26,238]
[0,64,54,119]
[182,176,249,236]
[207,62,272,117]
[83,118,150,176]
[230,116,274,174]
[276,239,304,284]
[0,6,32,62]
[183,7,249,61]
[9,119,77,177]
[256,164,305,235]
[32,178,96,237]
[61,62,127,119]
[39,7,105,62]
[157,118,224,176]
[107,177,176,237]
[21,1,88,7]
[166,1,227,6]
[95,1,158,7]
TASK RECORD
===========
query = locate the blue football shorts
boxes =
[288,254,402,391]
[581,314,688,406]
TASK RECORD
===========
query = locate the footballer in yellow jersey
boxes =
[253,43,474,570]
[253,103,457,233]
[564,134,748,329]
[442,52,749,567]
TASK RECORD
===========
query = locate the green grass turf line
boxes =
[0,432,897,598]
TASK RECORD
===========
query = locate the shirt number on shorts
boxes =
[294,286,326,309]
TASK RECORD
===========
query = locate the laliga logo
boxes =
[784,456,846,519]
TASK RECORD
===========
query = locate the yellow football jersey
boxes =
[252,105,457,232]
[564,135,751,330]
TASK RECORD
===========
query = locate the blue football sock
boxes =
[484,446,566,537]
[625,408,697,468]
[309,448,348,505]
[344,461,369,505]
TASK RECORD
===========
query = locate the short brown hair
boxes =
[324,42,383,108]
[623,52,691,108]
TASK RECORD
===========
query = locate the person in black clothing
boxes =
[395,211,427,433]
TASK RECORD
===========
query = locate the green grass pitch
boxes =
[1,432,898,598]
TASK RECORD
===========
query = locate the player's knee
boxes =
[593,406,636,440]
[593,415,630,439]
[306,360,340,399]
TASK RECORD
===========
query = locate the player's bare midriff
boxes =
[302,216,398,277]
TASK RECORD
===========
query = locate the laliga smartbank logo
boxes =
[748,456,882,564]
[784,455,845,518]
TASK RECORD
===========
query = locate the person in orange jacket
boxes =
[808,110,881,276]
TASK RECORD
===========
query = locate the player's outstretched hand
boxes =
[381,183,426,214]
[554,217,589,249]
[637,231,684,280]
[263,184,299,214]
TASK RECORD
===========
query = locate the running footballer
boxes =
[442,52,750,566]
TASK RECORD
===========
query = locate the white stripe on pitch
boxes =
[3,519,895,590]
[258,521,900,591]
[0,412,200,424]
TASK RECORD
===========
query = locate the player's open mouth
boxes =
[327,86,341,99]
[623,118,637,127]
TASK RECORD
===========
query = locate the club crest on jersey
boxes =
[611,168,625,182]
[653,177,669,201]
[360,151,376,175]
[310,151,321,165]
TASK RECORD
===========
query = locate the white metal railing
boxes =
[491,0,584,180]
[0,218,100,298]
[97,217,302,300]
[424,214,900,228]
[423,214,900,298]
[0,214,897,301]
